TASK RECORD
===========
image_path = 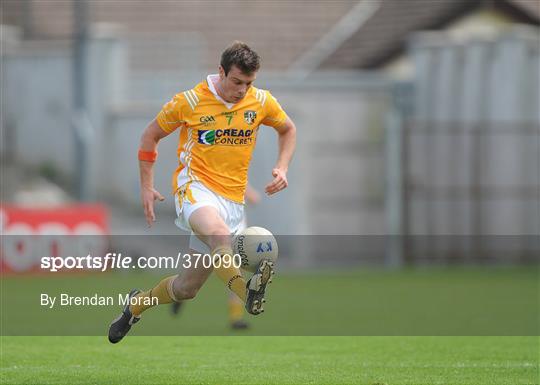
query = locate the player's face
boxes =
[219,65,257,103]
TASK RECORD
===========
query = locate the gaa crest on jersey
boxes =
[244,110,257,125]
[199,115,216,126]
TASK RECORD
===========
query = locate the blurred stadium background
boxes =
[1,0,538,268]
[1,1,539,383]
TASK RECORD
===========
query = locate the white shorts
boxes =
[174,181,245,253]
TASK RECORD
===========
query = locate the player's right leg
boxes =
[189,205,274,316]
[228,292,249,329]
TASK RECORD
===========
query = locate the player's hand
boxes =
[141,186,165,227]
[265,168,288,195]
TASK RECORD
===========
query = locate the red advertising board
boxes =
[1,205,109,274]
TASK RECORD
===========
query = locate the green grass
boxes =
[1,267,538,384]
[1,336,538,384]
[2,267,538,335]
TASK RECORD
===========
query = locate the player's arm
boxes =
[265,116,296,195]
[139,118,173,226]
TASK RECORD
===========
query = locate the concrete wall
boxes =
[1,28,392,238]
[409,26,539,237]
[3,24,537,260]
[2,41,73,173]
[405,26,539,262]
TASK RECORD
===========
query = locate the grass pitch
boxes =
[1,336,538,384]
[1,267,538,384]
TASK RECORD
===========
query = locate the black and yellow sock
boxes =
[129,275,177,316]
[212,246,247,303]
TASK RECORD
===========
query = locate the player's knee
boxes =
[174,280,202,300]
[178,287,198,300]
[174,285,197,300]
[208,226,231,249]
[210,223,231,239]
[209,226,230,237]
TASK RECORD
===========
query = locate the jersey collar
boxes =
[206,74,236,110]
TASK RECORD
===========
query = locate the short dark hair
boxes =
[220,41,260,76]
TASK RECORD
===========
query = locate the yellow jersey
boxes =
[156,75,288,203]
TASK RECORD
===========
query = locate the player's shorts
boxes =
[174,181,245,253]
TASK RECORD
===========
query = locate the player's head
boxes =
[218,41,260,103]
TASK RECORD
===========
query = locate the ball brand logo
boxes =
[197,128,255,146]
[256,242,273,253]
[235,235,249,267]
[197,130,216,145]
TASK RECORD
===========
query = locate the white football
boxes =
[233,226,278,273]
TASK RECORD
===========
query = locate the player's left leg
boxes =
[170,251,206,317]
[108,255,214,344]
